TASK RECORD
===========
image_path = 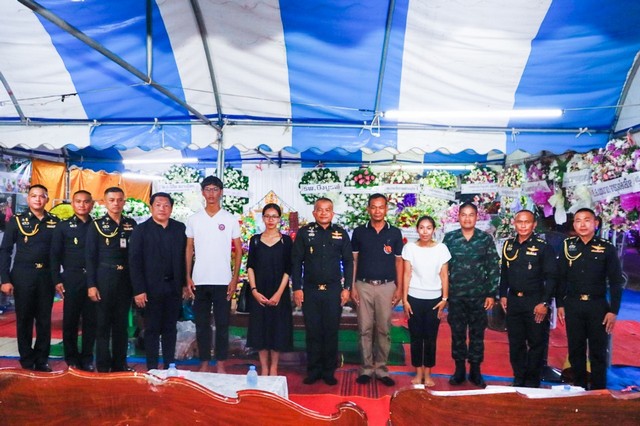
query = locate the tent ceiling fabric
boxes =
[1,0,639,159]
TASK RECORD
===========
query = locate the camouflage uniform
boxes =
[443,228,499,363]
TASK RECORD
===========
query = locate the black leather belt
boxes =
[509,290,540,297]
[360,278,393,285]
[569,294,604,301]
[16,262,48,269]
[100,263,126,270]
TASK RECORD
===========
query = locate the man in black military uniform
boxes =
[129,192,186,370]
[50,190,96,371]
[86,187,137,373]
[0,184,59,371]
[499,210,557,387]
[292,197,353,386]
[558,208,624,390]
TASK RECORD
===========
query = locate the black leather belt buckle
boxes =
[317,284,327,291]
[579,294,590,301]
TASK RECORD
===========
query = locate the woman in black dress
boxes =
[246,203,293,375]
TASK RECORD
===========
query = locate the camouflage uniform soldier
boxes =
[442,202,499,387]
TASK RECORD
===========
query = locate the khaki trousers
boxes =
[355,280,396,377]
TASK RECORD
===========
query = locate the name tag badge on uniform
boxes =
[120,238,127,248]
[591,244,605,254]
[526,246,539,256]
[123,224,134,231]
[331,231,342,239]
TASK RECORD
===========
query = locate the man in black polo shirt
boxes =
[351,194,403,386]
[0,184,59,371]
[292,197,353,386]
[129,192,186,370]
[50,190,96,371]
[86,187,137,372]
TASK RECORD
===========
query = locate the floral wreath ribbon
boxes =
[548,190,567,225]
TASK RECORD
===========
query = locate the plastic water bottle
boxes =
[167,363,179,378]
[246,365,258,388]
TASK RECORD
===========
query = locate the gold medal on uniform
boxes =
[528,262,532,270]
[24,235,28,243]
[105,238,110,246]
[310,246,314,254]
[74,237,78,245]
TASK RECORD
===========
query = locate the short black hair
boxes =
[515,209,536,220]
[29,184,48,194]
[150,192,174,206]
[459,202,478,213]
[200,175,223,190]
[575,207,596,218]
[262,203,281,216]
[73,190,92,199]
[314,197,333,207]
[104,187,124,196]
[368,193,387,206]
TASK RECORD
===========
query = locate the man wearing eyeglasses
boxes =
[185,176,242,373]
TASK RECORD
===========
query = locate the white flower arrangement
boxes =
[161,164,203,221]
[379,169,419,207]
[90,198,150,222]
[221,167,249,214]
[298,167,341,205]
[343,166,378,210]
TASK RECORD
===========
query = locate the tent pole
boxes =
[373,0,396,115]
[17,0,218,131]
[216,132,225,179]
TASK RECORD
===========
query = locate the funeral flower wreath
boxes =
[298,167,341,205]
[222,167,249,214]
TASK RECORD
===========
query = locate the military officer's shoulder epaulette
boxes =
[534,236,546,244]
[44,211,60,222]
[330,223,347,233]
[593,236,613,246]
[564,235,579,243]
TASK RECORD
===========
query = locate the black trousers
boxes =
[448,297,488,364]
[62,269,96,366]
[194,285,230,362]
[12,267,54,369]
[144,289,182,369]
[565,298,610,389]
[302,285,342,379]
[94,266,132,372]
[506,296,548,387]
[407,296,441,368]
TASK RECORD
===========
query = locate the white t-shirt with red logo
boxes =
[186,208,241,286]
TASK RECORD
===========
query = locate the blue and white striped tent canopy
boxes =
[1,0,639,171]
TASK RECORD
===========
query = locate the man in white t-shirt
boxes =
[185,176,242,373]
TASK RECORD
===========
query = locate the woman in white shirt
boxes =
[402,216,451,386]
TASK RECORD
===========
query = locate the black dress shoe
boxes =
[112,366,136,373]
[80,363,95,372]
[377,376,395,387]
[322,376,338,386]
[356,374,371,384]
[303,375,320,385]
[468,363,486,387]
[34,364,53,372]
